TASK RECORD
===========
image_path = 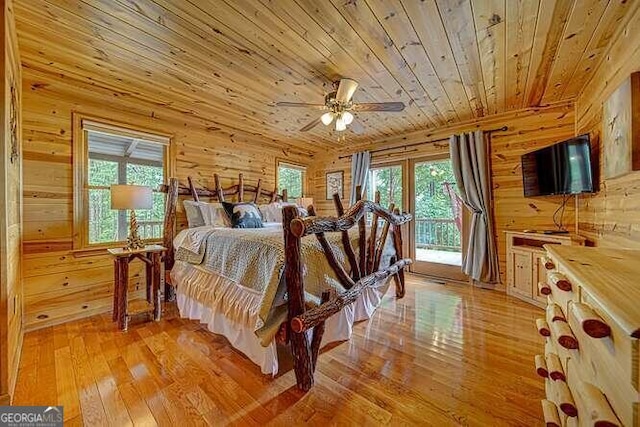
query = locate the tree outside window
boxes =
[277,162,306,199]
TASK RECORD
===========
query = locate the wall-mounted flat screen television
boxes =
[521,134,594,197]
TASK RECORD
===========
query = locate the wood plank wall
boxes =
[0,0,23,403]
[575,2,640,249]
[21,67,312,331]
[309,102,576,284]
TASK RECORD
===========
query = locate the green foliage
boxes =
[88,189,118,243]
[367,165,403,210]
[414,160,457,219]
[278,166,304,199]
[88,159,118,186]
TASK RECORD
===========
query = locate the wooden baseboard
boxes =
[9,330,24,403]
[471,279,506,292]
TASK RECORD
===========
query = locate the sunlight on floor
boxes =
[416,248,462,266]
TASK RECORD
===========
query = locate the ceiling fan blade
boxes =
[352,102,405,112]
[276,102,326,110]
[335,78,359,103]
[350,119,365,135]
[300,117,322,132]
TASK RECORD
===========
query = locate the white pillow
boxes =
[258,202,296,223]
[183,200,230,227]
[183,200,205,228]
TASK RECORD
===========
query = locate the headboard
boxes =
[159,173,288,284]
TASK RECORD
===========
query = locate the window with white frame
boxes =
[75,119,170,247]
[277,161,306,199]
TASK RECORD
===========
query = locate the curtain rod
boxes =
[337,125,509,160]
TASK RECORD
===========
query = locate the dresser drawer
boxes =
[577,290,639,392]
[566,302,640,426]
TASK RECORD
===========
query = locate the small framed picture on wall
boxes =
[326,170,344,200]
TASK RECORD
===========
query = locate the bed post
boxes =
[391,207,406,298]
[283,205,314,391]
[162,177,179,300]
[214,173,224,201]
[254,179,262,203]
[187,176,199,201]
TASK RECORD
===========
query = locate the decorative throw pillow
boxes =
[183,200,205,228]
[222,202,264,228]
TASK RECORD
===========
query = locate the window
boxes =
[74,116,171,249]
[277,161,306,199]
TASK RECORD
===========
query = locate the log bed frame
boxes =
[160,174,412,391]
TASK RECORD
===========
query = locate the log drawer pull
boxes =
[541,399,561,427]
[550,321,579,350]
[537,318,551,337]
[549,272,572,292]
[543,257,556,271]
[535,354,549,378]
[538,282,552,296]
[546,303,566,323]
[574,381,621,426]
[572,302,611,339]
[556,380,578,417]
[545,353,565,381]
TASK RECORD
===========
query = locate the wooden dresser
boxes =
[535,245,640,426]
[505,231,585,307]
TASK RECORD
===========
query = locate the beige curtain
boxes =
[449,131,500,283]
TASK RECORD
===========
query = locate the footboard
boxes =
[283,190,412,391]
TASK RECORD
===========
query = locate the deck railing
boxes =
[415,218,460,251]
[139,220,164,240]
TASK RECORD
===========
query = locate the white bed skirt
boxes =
[173,261,390,375]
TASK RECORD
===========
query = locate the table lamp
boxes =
[111,184,153,250]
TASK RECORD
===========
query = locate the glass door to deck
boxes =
[409,157,467,281]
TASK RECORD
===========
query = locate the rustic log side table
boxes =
[107,244,166,331]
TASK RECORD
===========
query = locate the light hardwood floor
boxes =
[13,274,544,426]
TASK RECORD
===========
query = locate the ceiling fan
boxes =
[276,78,405,134]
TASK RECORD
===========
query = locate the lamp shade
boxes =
[110,185,153,210]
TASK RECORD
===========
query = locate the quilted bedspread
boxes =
[174,225,387,332]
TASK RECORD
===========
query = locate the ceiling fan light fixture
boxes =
[342,111,354,125]
[320,112,334,126]
[335,116,346,132]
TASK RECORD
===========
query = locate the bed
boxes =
[160,173,412,391]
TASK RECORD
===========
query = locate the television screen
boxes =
[521,134,594,197]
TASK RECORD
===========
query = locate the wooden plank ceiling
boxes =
[13,0,631,153]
